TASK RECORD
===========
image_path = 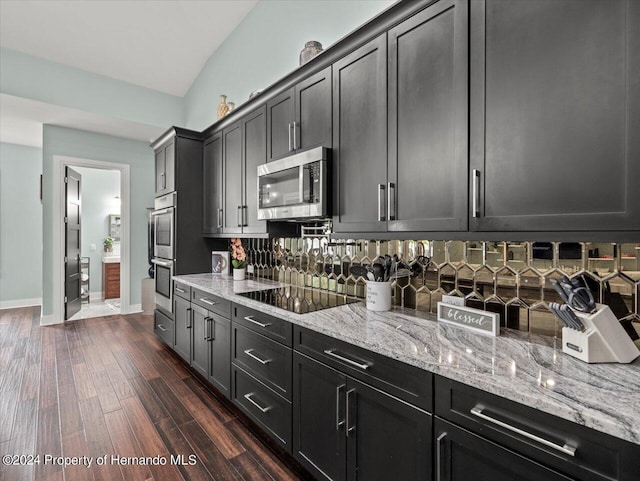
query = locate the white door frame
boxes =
[52,155,131,323]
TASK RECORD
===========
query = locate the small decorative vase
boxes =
[217,95,229,119]
[299,41,323,65]
[233,267,246,281]
[227,102,235,113]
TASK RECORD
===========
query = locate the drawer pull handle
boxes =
[244,349,271,365]
[470,406,576,457]
[175,287,186,293]
[200,298,218,306]
[436,432,447,481]
[323,349,370,370]
[243,315,271,328]
[345,388,356,437]
[157,324,167,332]
[336,384,346,431]
[244,393,271,413]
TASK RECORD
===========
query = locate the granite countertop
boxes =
[174,273,640,445]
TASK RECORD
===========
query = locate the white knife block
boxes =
[562,304,640,363]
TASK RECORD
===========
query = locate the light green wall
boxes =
[184,0,395,130]
[74,166,121,296]
[0,48,183,128]
[42,125,154,316]
[0,142,42,305]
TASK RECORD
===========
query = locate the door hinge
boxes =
[64,177,68,184]
[64,256,68,263]
[64,296,68,303]
[64,216,68,223]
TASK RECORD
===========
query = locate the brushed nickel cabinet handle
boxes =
[377,184,386,221]
[175,287,186,293]
[323,349,370,370]
[293,121,298,150]
[199,298,218,306]
[237,205,242,227]
[387,182,395,221]
[345,388,356,437]
[217,208,223,228]
[470,406,576,456]
[244,393,271,413]
[436,432,447,481]
[243,315,271,328]
[472,169,480,218]
[336,384,346,431]
[244,349,271,365]
[157,324,167,332]
[288,123,293,151]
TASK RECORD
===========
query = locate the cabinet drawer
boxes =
[154,309,174,346]
[294,325,432,411]
[231,365,291,452]
[192,288,231,318]
[233,304,292,347]
[173,281,191,301]
[435,375,640,481]
[232,323,292,400]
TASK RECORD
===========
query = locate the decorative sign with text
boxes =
[437,302,500,337]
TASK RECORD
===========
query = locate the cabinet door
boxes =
[434,418,572,481]
[164,141,175,194]
[223,122,243,234]
[173,296,191,363]
[293,352,347,481]
[242,106,267,234]
[346,377,431,481]
[203,133,223,235]
[191,305,209,378]
[155,148,165,195]
[295,66,332,152]
[209,314,230,397]
[388,0,468,232]
[333,34,388,233]
[470,0,640,232]
[267,88,295,162]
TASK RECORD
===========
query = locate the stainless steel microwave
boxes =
[257,146,330,220]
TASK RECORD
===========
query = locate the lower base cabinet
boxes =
[191,304,231,396]
[173,296,191,363]
[434,418,571,481]
[293,351,432,481]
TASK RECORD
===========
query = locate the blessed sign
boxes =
[437,302,500,337]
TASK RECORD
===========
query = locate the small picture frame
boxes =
[211,251,230,275]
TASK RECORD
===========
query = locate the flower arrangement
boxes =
[103,236,114,253]
[230,238,247,269]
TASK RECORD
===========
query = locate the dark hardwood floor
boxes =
[0,306,308,481]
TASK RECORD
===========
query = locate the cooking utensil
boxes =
[561,304,585,332]
[550,302,575,329]
[372,263,385,282]
[349,265,369,279]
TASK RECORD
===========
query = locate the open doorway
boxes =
[52,155,130,323]
[66,165,122,320]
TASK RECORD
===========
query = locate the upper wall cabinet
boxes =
[267,66,332,162]
[155,139,175,196]
[388,0,468,232]
[203,132,223,235]
[470,0,640,232]
[332,34,388,233]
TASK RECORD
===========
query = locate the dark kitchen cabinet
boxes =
[332,34,388,233]
[469,0,640,232]
[209,313,231,396]
[222,121,243,234]
[387,0,468,232]
[267,66,332,162]
[293,352,431,481]
[173,296,191,363]
[191,305,209,378]
[202,132,223,235]
[434,418,572,481]
[242,106,267,234]
[155,140,175,196]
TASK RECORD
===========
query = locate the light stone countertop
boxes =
[174,273,640,445]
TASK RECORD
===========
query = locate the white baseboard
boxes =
[40,314,60,326]
[89,291,103,301]
[124,303,142,314]
[0,298,42,310]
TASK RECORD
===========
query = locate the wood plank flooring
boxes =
[0,307,310,481]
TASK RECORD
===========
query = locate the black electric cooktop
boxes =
[238,286,360,314]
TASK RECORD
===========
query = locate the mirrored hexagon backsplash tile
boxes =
[243,238,640,339]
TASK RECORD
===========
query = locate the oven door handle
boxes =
[152,207,174,216]
[151,259,173,267]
